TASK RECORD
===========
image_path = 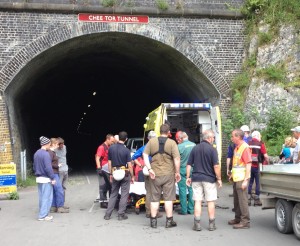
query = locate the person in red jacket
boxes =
[247,131,269,206]
[95,134,115,206]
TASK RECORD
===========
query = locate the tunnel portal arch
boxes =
[0,22,230,167]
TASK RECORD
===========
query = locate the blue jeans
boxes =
[38,182,53,219]
[248,167,260,196]
[52,174,65,208]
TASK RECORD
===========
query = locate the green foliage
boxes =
[225,3,240,11]
[256,64,286,82]
[263,0,300,26]
[101,0,118,7]
[261,105,297,156]
[242,0,300,40]
[231,72,251,91]
[241,0,267,19]
[124,0,135,7]
[17,175,36,188]
[175,0,184,10]
[232,0,300,156]
[245,54,257,68]
[7,191,19,200]
[285,78,300,88]
[292,105,300,114]
[156,0,169,11]
[223,71,252,139]
[258,31,273,45]
[242,0,300,26]
[264,138,283,157]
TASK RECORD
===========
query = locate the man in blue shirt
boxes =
[33,136,56,221]
[240,125,252,143]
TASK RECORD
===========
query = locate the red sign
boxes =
[78,14,149,24]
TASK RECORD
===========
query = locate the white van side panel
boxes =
[211,106,222,165]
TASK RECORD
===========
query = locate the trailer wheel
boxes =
[275,199,293,234]
[292,203,300,240]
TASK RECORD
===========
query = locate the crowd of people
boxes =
[33,136,69,221]
[33,123,300,231]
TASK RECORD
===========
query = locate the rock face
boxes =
[245,24,300,129]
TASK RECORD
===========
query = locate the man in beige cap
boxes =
[291,126,300,164]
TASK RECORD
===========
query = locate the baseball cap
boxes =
[147,131,157,139]
[291,126,300,133]
[240,125,250,132]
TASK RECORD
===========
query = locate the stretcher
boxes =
[127,182,180,214]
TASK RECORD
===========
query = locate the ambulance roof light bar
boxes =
[164,103,211,109]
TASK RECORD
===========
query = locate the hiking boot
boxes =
[104,214,111,220]
[254,198,262,206]
[38,215,53,221]
[208,218,216,231]
[100,202,108,209]
[233,222,250,229]
[118,214,128,221]
[165,217,177,228]
[57,207,69,213]
[50,206,57,213]
[150,217,157,228]
[193,219,202,231]
[228,219,240,225]
[248,198,252,206]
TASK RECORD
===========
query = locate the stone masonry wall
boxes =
[1,0,245,9]
[0,92,13,165]
[0,10,245,173]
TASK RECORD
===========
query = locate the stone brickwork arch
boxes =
[0,22,230,93]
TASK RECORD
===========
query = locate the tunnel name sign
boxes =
[78,13,149,24]
[0,163,17,194]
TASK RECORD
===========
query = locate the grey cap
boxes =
[291,126,300,133]
[148,130,157,139]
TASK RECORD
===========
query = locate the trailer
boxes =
[260,164,300,240]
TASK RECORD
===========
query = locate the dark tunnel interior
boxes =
[5,32,219,172]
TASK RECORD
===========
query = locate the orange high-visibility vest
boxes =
[232,142,248,182]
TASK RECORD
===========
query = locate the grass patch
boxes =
[256,64,286,82]
[101,0,118,7]
[156,0,169,11]
[7,191,19,200]
[258,31,273,45]
[17,175,36,188]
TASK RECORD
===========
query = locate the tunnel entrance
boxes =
[5,32,220,172]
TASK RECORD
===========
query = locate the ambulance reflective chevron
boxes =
[143,103,222,164]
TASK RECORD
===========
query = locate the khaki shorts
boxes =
[192,181,217,202]
[149,175,176,202]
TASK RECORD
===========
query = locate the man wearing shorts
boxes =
[143,124,181,229]
[186,129,222,231]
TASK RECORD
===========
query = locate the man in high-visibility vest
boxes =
[228,129,252,229]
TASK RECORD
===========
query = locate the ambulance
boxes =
[143,103,222,163]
